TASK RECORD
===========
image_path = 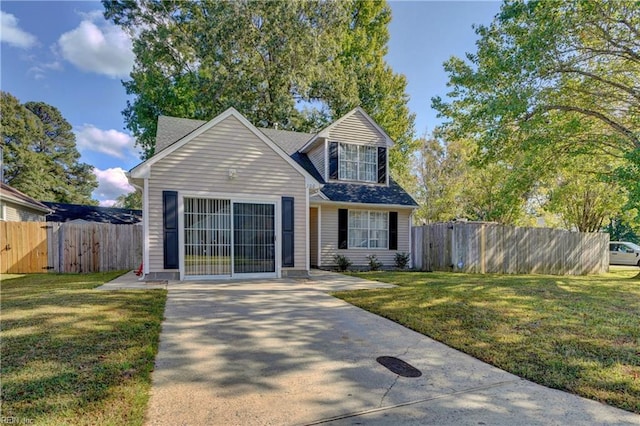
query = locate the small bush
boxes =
[366,254,383,271]
[394,252,410,269]
[333,254,352,272]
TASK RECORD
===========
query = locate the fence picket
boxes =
[1,222,142,274]
[411,222,609,276]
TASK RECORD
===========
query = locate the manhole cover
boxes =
[376,356,422,378]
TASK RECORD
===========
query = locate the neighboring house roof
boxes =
[0,183,51,213]
[320,179,419,207]
[42,202,142,224]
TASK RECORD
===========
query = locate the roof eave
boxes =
[310,199,418,209]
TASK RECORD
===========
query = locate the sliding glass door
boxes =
[233,203,275,274]
[184,198,275,278]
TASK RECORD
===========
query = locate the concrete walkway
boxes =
[103,271,639,425]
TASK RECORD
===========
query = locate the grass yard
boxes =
[0,272,167,425]
[335,268,640,414]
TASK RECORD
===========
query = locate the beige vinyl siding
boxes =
[3,202,46,222]
[318,204,412,268]
[327,110,386,147]
[147,115,308,273]
[308,143,326,181]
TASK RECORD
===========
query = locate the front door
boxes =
[183,197,276,278]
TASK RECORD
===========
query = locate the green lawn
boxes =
[334,268,640,414]
[0,272,167,425]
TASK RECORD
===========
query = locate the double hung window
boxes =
[338,143,377,182]
[348,210,388,249]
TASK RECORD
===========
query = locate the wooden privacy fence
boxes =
[1,222,142,274]
[411,222,609,275]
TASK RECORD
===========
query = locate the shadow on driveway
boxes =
[144,275,639,425]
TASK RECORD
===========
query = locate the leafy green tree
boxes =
[433,0,639,221]
[328,0,416,183]
[606,216,640,244]
[546,156,628,232]
[412,133,469,223]
[412,130,541,225]
[0,92,97,204]
[114,190,142,210]
[103,0,416,183]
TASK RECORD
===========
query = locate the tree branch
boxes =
[528,104,639,149]
[554,67,640,101]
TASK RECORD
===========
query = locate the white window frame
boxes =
[338,143,377,183]
[348,210,388,249]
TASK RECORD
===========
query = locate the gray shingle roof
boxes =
[258,128,315,155]
[320,179,418,207]
[156,116,205,153]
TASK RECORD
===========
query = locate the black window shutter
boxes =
[378,147,387,184]
[329,142,339,180]
[389,211,398,250]
[338,209,348,249]
[163,191,179,269]
[282,197,295,267]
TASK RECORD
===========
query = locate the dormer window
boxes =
[339,143,377,182]
[329,141,387,184]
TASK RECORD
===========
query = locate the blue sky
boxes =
[1,1,501,206]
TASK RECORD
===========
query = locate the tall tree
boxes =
[329,0,416,183]
[103,0,416,182]
[411,133,469,223]
[546,155,628,232]
[0,92,97,204]
[113,190,142,210]
[433,0,639,221]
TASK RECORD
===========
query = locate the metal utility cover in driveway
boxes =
[376,356,422,378]
[143,272,640,426]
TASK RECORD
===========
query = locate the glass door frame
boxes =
[178,192,281,280]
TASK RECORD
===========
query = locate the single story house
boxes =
[128,107,418,280]
[42,202,142,225]
[0,182,51,221]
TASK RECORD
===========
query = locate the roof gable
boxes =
[300,107,393,153]
[129,108,320,188]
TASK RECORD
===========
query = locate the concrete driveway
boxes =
[143,271,639,425]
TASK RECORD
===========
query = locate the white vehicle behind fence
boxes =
[609,241,640,266]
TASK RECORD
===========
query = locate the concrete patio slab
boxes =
[136,273,639,425]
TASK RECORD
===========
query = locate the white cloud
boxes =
[76,125,137,159]
[93,167,134,205]
[99,199,118,207]
[1,11,37,49]
[58,12,134,78]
